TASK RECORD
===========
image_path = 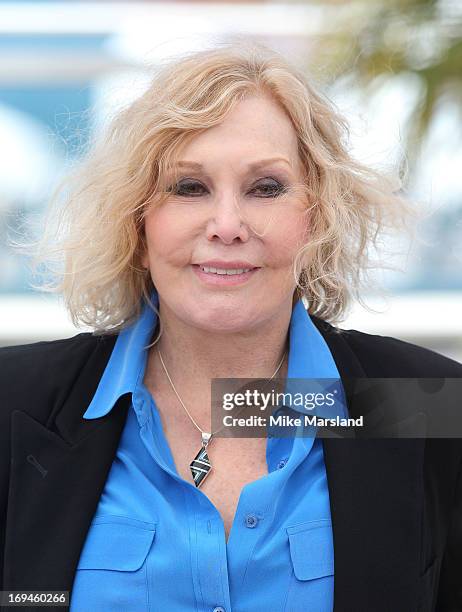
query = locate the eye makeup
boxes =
[166,176,289,199]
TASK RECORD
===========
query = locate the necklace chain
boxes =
[157,345,287,440]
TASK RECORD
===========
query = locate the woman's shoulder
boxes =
[311,315,462,377]
[0,332,117,420]
[0,331,113,373]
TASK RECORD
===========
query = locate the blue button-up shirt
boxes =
[70,291,346,612]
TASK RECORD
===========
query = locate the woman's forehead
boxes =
[171,97,300,157]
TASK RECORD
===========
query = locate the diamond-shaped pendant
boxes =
[190,446,212,488]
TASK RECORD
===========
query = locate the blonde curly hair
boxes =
[12,39,420,335]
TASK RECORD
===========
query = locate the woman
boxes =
[1,42,461,612]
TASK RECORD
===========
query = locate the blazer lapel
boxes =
[311,316,425,611]
[3,335,131,598]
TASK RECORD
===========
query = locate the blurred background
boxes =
[0,0,461,361]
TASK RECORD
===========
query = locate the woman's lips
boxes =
[191,264,260,286]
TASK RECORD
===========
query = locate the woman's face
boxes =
[141,94,309,333]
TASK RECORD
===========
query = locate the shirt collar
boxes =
[82,290,159,419]
[83,290,343,420]
[287,296,340,380]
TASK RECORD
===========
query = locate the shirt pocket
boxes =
[284,518,334,612]
[70,515,157,612]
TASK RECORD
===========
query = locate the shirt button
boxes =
[245,513,259,528]
[277,458,288,469]
[213,607,226,612]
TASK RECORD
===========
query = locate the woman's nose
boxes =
[206,195,249,244]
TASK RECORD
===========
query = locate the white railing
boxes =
[1,292,461,363]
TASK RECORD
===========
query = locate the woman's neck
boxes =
[152,305,290,376]
[143,301,291,423]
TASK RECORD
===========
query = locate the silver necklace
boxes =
[157,346,287,488]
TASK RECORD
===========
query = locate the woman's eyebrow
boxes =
[173,157,291,171]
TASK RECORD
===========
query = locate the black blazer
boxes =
[1,316,461,612]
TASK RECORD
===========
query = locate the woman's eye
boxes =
[167,179,205,197]
[251,179,287,198]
